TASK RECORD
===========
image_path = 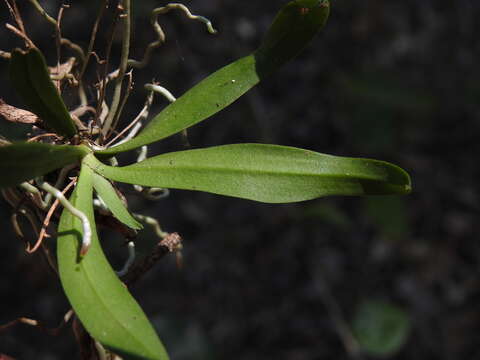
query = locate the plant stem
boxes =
[102,0,131,137]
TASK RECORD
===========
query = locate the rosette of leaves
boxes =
[0,1,411,359]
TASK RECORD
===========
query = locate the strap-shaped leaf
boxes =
[0,142,89,189]
[97,0,330,156]
[256,0,330,75]
[86,144,411,204]
[92,172,143,230]
[57,164,168,359]
[10,47,77,137]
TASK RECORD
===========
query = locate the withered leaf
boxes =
[0,98,38,124]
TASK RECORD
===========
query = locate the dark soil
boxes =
[1,1,478,359]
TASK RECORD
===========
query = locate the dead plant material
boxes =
[0,98,38,124]
[123,232,182,286]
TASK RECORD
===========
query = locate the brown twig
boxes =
[0,310,73,336]
[123,232,182,286]
[0,99,38,124]
[93,4,122,130]
[53,5,69,91]
[0,50,11,59]
[11,202,42,250]
[102,0,131,137]
[28,179,76,254]
[5,23,34,48]
[78,0,107,81]
[4,0,27,40]
[104,90,153,147]
[27,133,61,142]
[60,38,85,63]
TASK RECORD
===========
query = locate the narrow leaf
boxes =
[10,48,77,137]
[0,142,89,189]
[255,0,330,75]
[92,172,143,230]
[57,164,168,360]
[97,0,330,156]
[86,144,411,204]
[9,49,52,128]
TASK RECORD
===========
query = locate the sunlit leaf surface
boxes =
[97,0,330,155]
[57,164,168,360]
[87,144,411,203]
[0,142,88,189]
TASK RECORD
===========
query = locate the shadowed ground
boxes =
[0,1,478,359]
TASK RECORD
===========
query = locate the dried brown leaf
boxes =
[49,57,76,78]
[0,98,38,124]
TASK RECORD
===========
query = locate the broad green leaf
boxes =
[92,172,143,230]
[10,47,77,137]
[57,164,168,360]
[0,142,89,189]
[86,144,411,204]
[353,300,411,357]
[97,0,330,156]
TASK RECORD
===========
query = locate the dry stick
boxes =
[44,164,78,206]
[0,310,74,336]
[5,0,26,36]
[0,50,11,59]
[1,188,40,247]
[27,133,61,142]
[41,239,59,277]
[12,0,25,33]
[37,179,92,256]
[12,207,41,250]
[54,6,68,91]
[2,187,20,208]
[59,39,89,108]
[7,189,42,247]
[28,179,76,254]
[66,0,107,124]
[78,0,107,81]
[128,3,217,69]
[94,5,121,129]
[70,105,96,118]
[123,232,182,286]
[102,0,131,137]
[2,1,26,55]
[5,23,35,48]
[60,38,86,66]
[105,90,154,147]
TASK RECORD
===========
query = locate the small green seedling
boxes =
[0,1,411,358]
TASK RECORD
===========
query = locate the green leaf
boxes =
[57,163,168,360]
[255,0,330,75]
[353,300,411,357]
[9,47,77,137]
[0,142,89,189]
[96,0,330,156]
[86,144,411,204]
[92,172,143,230]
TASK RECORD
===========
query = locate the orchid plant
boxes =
[0,0,411,358]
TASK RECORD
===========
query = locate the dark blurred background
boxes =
[1,1,479,359]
